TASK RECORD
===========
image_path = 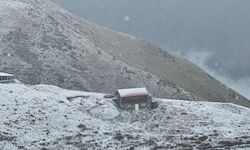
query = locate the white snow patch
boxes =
[0,72,13,76]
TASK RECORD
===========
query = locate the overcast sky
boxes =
[52,0,250,99]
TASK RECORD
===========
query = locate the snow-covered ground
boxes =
[0,83,249,149]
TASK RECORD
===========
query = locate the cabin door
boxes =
[135,104,139,110]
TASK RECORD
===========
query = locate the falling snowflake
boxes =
[124,16,130,22]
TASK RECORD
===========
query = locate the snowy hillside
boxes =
[1,0,249,107]
[0,83,249,149]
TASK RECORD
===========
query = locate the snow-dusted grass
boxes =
[0,83,249,149]
[159,99,249,138]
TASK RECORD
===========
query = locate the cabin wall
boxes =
[115,94,122,105]
[122,96,148,104]
[121,102,151,110]
[120,96,152,110]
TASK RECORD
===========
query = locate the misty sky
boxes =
[52,0,250,99]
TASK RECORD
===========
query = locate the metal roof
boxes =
[117,87,149,98]
[0,72,14,77]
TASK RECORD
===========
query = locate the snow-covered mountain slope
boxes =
[0,83,249,149]
[0,0,249,107]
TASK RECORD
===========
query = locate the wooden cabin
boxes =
[0,72,14,83]
[115,87,152,110]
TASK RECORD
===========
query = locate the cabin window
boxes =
[0,76,8,81]
[0,76,13,81]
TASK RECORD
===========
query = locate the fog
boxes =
[181,50,250,99]
[52,0,250,99]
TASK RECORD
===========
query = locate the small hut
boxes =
[115,87,152,110]
[0,72,14,83]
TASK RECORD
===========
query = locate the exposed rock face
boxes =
[0,0,249,107]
